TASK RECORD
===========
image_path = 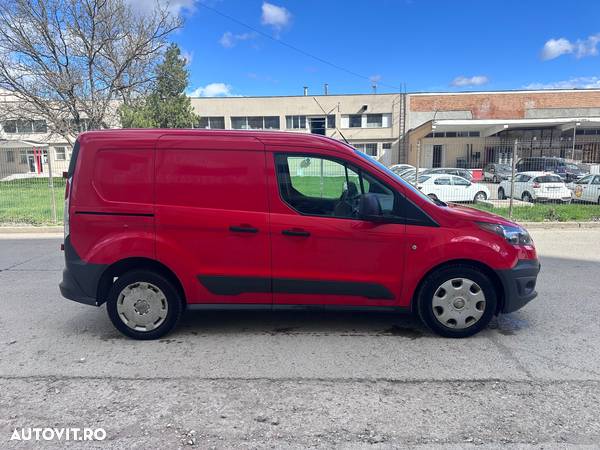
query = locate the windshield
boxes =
[566,163,581,170]
[353,149,437,205]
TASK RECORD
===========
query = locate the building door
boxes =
[432,145,443,168]
[27,155,36,172]
[309,117,326,135]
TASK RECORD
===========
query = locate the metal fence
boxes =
[1,137,600,226]
[0,147,65,225]
[405,136,600,219]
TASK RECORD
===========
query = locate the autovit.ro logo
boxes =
[10,427,106,442]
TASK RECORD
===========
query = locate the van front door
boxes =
[267,150,407,307]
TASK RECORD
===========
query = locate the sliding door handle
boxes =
[282,229,310,237]
[229,225,258,233]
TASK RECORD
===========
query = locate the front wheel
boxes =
[417,265,497,338]
[106,270,183,340]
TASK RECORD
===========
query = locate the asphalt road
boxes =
[1,229,600,448]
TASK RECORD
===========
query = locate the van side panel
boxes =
[154,135,271,304]
[69,135,155,265]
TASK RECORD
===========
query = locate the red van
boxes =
[60,130,539,339]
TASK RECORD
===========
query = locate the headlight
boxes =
[477,222,533,246]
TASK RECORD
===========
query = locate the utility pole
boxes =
[571,121,580,160]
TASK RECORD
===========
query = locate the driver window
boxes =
[275,153,398,220]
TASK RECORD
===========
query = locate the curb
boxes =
[0,226,63,233]
[517,221,600,230]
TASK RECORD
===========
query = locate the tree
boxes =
[120,43,198,128]
[0,0,181,144]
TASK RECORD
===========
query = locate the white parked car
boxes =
[389,164,415,176]
[417,174,490,203]
[569,173,600,204]
[498,171,571,203]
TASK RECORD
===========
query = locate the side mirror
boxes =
[358,193,384,221]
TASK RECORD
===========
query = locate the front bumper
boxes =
[495,259,540,313]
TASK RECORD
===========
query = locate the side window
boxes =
[592,176,600,185]
[576,175,592,184]
[452,176,470,186]
[287,156,349,200]
[434,177,451,185]
[275,153,399,219]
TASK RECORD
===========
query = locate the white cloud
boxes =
[450,75,489,87]
[261,2,292,31]
[541,33,600,60]
[125,0,196,16]
[188,83,234,97]
[524,76,600,90]
[219,31,257,48]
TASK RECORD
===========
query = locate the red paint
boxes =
[68,129,537,308]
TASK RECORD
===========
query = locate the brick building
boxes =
[405,89,600,168]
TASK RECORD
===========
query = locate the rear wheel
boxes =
[106,270,183,340]
[522,192,533,203]
[498,187,506,200]
[474,191,487,202]
[417,265,497,338]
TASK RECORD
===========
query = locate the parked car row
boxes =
[498,172,573,203]
[483,157,589,183]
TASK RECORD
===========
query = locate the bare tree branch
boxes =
[0,0,181,144]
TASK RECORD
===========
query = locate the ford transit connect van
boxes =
[60,130,539,339]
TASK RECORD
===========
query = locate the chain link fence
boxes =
[405,135,600,221]
[0,146,66,225]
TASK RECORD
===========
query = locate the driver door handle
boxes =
[282,229,310,237]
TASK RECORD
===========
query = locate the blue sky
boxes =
[162,0,600,96]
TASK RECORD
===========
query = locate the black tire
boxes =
[106,270,183,340]
[416,265,497,338]
[498,187,506,200]
[522,192,533,203]
[474,191,487,202]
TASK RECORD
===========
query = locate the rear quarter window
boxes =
[93,149,153,204]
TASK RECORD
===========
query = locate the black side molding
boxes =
[198,275,394,300]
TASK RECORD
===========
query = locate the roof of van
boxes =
[78,129,355,153]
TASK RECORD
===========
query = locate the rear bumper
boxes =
[496,259,540,313]
[59,236,107,307]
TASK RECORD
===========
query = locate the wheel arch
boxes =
[411,258,506,314]
[96,257,186,306]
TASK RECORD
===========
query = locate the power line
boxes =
[197,1,402,92]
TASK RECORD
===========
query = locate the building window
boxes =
[349,115,362,128]
[366,114,383,128]
[263,116,280,130]
[198,116,225,129]
[2,119,47,134]
[326,115,336,129]
[426,130,481,138]
[354,143,378,157]
[54,146,67,161]
[231,116,280,130]
[6,150,14,162]
[33,120,47,133]
[382,143,392,150]
[286,115,307,129]
[69,118,92,132]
